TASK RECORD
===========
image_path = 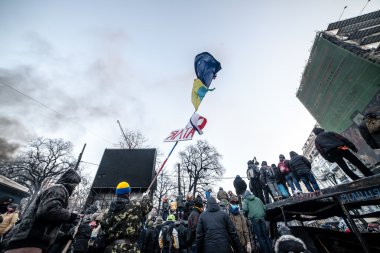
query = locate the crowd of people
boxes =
[0,127,376,253]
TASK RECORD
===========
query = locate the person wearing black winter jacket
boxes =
[247,160,265,203]
[196,197,244,253]
[187,201,203,253]
[5,169,81,253]
[141,220,156,253]
[313,127,373,180]
[289,151,320,192]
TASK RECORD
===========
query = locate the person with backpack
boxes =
[278,154,302,195]
[153,217,164,253]
[196,197,244,253]
[247,159,265,203]
[159,214,179,253]
[289,151,320,192]
[174,221,188,253]
[187,197,203,253]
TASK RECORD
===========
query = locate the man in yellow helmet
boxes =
[101,181,152,253]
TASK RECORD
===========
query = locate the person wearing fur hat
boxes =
[313,127,373,180]
[0,203,19,237]
[101,181,152,253]
[4,169,81,253]
[274,226,311,253]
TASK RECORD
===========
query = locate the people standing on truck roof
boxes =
[289,151,320,192]
[247,159,265,203]
[312,127,374,180]
[271,164,290,198]
[260,161,282,202]
[278,154,302,195]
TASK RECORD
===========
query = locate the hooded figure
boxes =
[274,226,311,253]
[5,169,81,253]
[242,191,272,253]
[196,197,244,253]
[313,127,373,180]
[217,187,229,202]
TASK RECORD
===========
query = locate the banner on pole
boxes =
[164,114,207,142]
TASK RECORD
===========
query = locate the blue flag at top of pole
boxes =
[192,52,221,111]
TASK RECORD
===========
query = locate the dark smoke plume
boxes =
[0,137,19,160]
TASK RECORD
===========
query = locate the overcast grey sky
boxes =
[1,0,379,191]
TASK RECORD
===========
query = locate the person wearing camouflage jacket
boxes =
[101,181,152,253]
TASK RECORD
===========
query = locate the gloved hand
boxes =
[69,212,80,224]
[352,146,358,153]
[246,243,251,253]
[142,190,150,198]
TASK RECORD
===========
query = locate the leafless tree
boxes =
[0,137,76,208]
[119,129,148,149]
[178,140,224,198]
[153,170,176,214]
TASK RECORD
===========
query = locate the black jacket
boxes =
[72,221,92,253]
[289,151,312,176]
[272,165,286,184]
[6,169,81,251]
[187,208,201,245]
[196,197,244,253]
[233,176,247,196]
[142,227,156,253]
[313,128,357,161]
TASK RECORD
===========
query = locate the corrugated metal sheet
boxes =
[327,10,380,30]
[347,25,380,40]
[361,34,380,45]
[337,17,380,35]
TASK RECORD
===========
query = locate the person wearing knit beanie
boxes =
[116,181,131,196]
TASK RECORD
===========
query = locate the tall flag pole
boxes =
[147,52,221,192]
